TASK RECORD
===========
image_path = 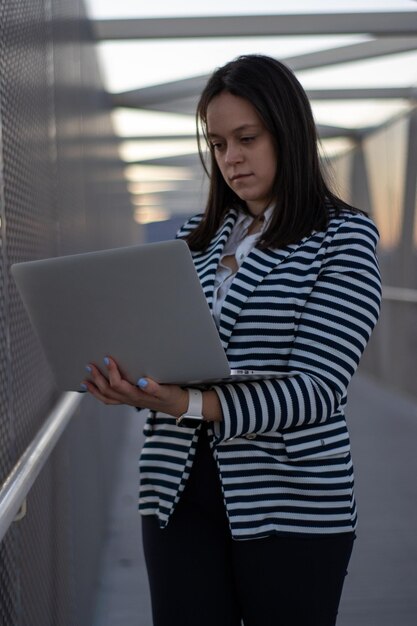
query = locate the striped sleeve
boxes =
[175,213,204,239]
[212,214,382,441]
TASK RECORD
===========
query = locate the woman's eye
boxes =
[241,136,255,143]
[211,142,223,150]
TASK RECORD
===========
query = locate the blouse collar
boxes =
[235,204,275,234]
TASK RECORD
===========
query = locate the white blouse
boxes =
[213,206,273,327]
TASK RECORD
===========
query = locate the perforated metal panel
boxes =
[0,0,136,624]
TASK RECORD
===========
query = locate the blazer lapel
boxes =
[193,209,239,312]
[217,235,313,350]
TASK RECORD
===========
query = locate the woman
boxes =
[84,55,382,625]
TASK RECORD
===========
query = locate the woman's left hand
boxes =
[82,356,189,418]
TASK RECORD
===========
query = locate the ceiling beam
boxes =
[110,38,417,112]
[129,153,201,167]
[123,122,382,171]
[287,37,417,71]
[317,124,358,138]
[119,124,357,145]
[307,87,417,100]
[93,12,417,40]
[112,87,417,117]
[122,125,357,167]
[118,134,196,141]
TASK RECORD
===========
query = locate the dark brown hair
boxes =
[187,54,355,251]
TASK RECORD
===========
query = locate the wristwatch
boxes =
[176,388,204,427]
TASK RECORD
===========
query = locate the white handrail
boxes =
[382,286,417,303]
[0,392,83,543]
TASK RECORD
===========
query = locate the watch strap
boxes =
[176,388,203,426]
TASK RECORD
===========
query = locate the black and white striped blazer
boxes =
[139,207,382,539]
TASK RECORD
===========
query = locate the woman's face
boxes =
[206,91,277,216]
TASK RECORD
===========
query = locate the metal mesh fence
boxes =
[0,0,138,624]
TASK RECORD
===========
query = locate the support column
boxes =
[400,107,417,288]
[350,139,373,216]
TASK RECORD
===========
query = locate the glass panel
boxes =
[363,115,409,250]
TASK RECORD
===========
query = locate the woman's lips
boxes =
[230,173,253,182]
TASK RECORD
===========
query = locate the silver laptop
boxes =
[11,240,286,391]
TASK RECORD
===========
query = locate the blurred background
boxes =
[0,1,416,624]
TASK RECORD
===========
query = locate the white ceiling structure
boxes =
[87,1,417,224]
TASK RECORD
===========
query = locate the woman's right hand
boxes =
[82,356,189,418]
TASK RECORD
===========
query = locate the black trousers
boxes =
[142,425,355,626]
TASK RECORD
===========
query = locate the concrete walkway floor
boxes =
[93,373,417,626]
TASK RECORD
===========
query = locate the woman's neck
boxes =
[247,212,265,236]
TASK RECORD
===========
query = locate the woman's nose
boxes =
[225,143,243,164]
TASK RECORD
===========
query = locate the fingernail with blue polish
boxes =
[80,383,88,392]
[85,365,92,373]
[137,378,148,389]
[104,357,110,366]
